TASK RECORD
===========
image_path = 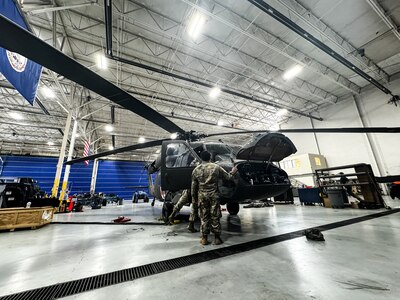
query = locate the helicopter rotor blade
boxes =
[65,139,168,165]
[206,127,400,137]
[0,15,184,134]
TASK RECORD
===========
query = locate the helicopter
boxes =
[1,14,400,220]
[146,132,296,217]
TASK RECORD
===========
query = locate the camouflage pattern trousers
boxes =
[198,192,221,235]
[174,189,198,222]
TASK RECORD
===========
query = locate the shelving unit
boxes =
[315,163,384,208]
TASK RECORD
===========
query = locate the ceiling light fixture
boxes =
[187,12,206,40]
[9,111,24,120]
[96,53,108,69]
[75,133,80,138]
[42,86,55,98]
[217,120,224,126]
[209,86,221,99]
[276,108,288,116]
[47,141,54,146]
[170,133,178,139]
[138,136,146,143]
[282,65,303,80]
[108,145,114,150]
[104,124,114,132]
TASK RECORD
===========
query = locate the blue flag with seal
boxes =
[0,0,42,105]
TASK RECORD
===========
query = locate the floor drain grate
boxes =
[1,208,398,300]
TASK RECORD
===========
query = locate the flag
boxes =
[0,0,42,105]
[83,140,90,166]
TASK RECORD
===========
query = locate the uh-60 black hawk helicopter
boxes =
[1,13,400,220]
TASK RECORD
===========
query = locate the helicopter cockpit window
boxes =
[165,143,199,168]
[205,144,232,162]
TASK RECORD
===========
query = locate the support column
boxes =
[51,111,72,197]
[90,158,99,194]
[59,119,78,202]
[353,95,385,177]
[310,117,321,155]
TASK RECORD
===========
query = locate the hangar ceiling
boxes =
[0,0,399,160]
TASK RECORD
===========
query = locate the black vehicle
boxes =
[132,191,150,203]
[0,177,56,208]
[145,133,295,216]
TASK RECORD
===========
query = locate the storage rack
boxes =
[315,163,384,208]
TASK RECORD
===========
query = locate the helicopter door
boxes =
[160,140,201,191]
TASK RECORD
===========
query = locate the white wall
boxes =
[282,73,400,176]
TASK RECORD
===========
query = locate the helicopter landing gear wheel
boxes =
[162,202,173,224]
[226,202,239,215]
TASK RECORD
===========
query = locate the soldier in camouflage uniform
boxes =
[191,151,237,245]
[168,189,199,232]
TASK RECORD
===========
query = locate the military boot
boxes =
[168,208,179,225]
[214,234,223,245]
[200,234,209,245]
[187,221,198,233]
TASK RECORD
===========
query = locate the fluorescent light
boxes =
[209,86,221,99]
[276,108,288,116]
[187,12,206,39]
[104,124,114,132]
[138,137,146,143]
[47,141,54,146]
[282,65,303,80]
[108,145,114,150]
[170,133,178,139]
[96,53,108,69]
[9,112,24,120]
[217,120,224,126]
[42,86,55,98]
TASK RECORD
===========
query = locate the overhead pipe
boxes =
[103,0,323,121]
[247,0,398,100]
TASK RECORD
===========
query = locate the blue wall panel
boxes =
[0,155,93,195]
[95,160,149,200]
[67,162,93,194]
[0,155,148,199]
[0,156,57,194]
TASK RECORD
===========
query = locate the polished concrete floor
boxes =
[0,197,399,299]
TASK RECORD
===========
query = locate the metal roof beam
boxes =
[247,0,394,96]
[182,0,361,94]
[275,0,389,82]
[366,0,400,42]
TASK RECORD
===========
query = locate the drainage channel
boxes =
[51,221,163,226]
[1,208,399,300]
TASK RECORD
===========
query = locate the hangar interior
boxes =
[0,0,400,299]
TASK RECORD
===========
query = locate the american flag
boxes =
[83,140,90,166]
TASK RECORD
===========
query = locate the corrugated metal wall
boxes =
[96,160,149,200]
[0,155,148,199]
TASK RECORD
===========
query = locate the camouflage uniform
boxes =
[191,162,234,235]
[173,189,198,221]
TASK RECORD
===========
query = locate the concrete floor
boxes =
[0,197,399,299]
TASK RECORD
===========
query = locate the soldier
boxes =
[191,150,237,245]
[168,189,199,233]
[339,172,364,202]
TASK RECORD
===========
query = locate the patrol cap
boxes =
[201,151,211,161]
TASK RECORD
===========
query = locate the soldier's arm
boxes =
[218,165,236,181]
[191,171,199,201]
